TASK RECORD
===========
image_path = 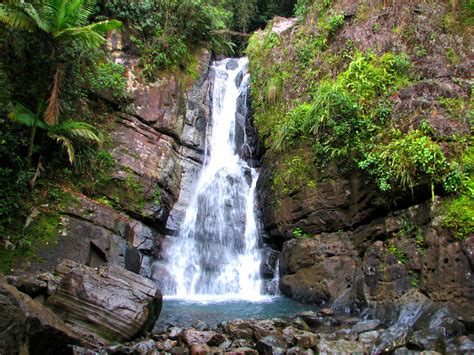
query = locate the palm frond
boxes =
[57,120,102,143]
[0,4,36,29]
[8,103,47,129]
[54,19,122,47]
[23,2,52,32]
[49,133,75,163]
[44,68,61,125]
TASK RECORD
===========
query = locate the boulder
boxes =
[373,324,412,354]
[255,335,287,355]
[182,329,226,346]
[46,260,162,344]
[352,319,381,334]
[227,320,254,339]
[318,338,364,354]
[282,326,318,348]
[0,275,94,354]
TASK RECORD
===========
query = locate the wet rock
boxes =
[319,308,334,316]
[287,346,315,354]
[408,329,445,352]
[189,343,211,355]
[182,330,226,346]
[192,320,209,331]
[280,235,364,306]
[231,339,254,348]
[352,319,381,333]
[226,60,239,71]
[252,319,279,340]
[358,330,379,350]
[157,339,177,351]
[227,347,258,354]
[291,317,311,331]
[46,260,162,344]
[282,326,318,348]
[219,339,233,350]
[318,337,364,354]
[228,320,254,339]
[255,335,287,355]
[448,335,474,352]
[167,326,183,340]
[126,339,157,353]
[298,311,321,328]
[260,247,280,278]
[373,324,412,354]
[414,306,465,337]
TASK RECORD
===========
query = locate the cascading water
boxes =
[162,57,264,300]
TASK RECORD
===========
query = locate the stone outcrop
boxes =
[278,200,474,322]
[0,274,93,354]
[11,190,162,278]
[254,0,473,330]
[46,260,162,344]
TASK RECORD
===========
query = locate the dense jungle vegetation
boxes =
[0,0,299,271]
[0,0,472,273]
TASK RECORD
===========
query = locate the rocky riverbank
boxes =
[74,306,473,354]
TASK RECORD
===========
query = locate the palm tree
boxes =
[0,0,122,124]
[8,102,102,167]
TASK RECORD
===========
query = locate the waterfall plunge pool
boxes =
[156,296,319,328]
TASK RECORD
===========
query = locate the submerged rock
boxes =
[46,260,162,344]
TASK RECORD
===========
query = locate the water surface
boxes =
[157,296,319,328]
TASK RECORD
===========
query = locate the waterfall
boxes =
[162,58,264,300]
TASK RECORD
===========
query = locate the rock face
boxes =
[252,0,473,326]
[10,49,213,282]
[280,235,364,310]
[278,200,474,320]
[46,260,162,344]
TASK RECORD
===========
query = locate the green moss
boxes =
[443,193,474,240]
[0,211,63,274]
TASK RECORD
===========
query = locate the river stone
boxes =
[407,329,445,352]
[228,320,254,339]
[46,260,162,344]
[282,326,318,348]
[414,306,465,337]
[373,324,412,354]
[227,347,258,354]
[256,335,287,355]
[298,311,321,328]
[318,338,364,354]
[157,339,177,351]
[358,330,379,347]
[183,330,226,346]
[252,319,279,340]
[291,317,311,331]
[287,346,315,355]
[168,326,184,339]
[352,319,381,333]
[189,343,211,355]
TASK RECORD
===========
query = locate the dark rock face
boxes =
[11,192,163,279]
[276,199,474,322]
[280,234,365,311]
[46,260,162,344]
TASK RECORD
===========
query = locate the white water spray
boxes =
[163,58,265,301]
